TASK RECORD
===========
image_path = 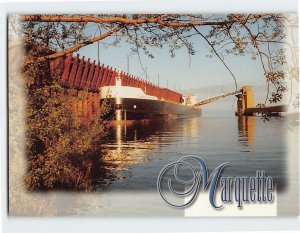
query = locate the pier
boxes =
[234,86,287,116]
[50,54,183,121]
[194,86,287,117]
[50,54,288,121]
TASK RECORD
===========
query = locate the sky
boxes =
[77,33,267,90]
[75,22,289,113]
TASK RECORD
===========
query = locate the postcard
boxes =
[7,11,299,219]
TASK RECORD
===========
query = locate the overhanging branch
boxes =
[20,15,229,27]
[37,26,123,62]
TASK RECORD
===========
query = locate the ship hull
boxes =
[103,98,201,120]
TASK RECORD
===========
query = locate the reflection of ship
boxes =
[100,71,201,121]
[99,118,201,173]
[100,120,178,170]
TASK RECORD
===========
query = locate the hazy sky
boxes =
[75,24,287,112]
[77,34,267,91]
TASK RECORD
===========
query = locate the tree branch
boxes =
[193,26,238,92]
[21,15,232,28]
[36,26,123,62]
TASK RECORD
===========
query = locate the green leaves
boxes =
[23,45,110,191]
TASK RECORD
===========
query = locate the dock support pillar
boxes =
[235,86,255,116]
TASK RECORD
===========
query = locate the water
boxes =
[11,113,298,216]
[96,114,287,193]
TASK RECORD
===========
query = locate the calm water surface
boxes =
[21,112,297,216]
[95,113,287,192]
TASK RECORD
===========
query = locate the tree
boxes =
[9,16,112,191]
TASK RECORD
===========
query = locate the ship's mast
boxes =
[116,69,122,86]
[115,69,122,121]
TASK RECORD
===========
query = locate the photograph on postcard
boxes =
[8,13,299,217]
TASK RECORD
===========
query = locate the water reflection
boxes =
[89,118,202,190]
[90,116,287,191]
[99,119,199,170]
[105,118,201,144]
[238,116,255,147]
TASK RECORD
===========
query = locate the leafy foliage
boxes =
[22,44,110,190]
